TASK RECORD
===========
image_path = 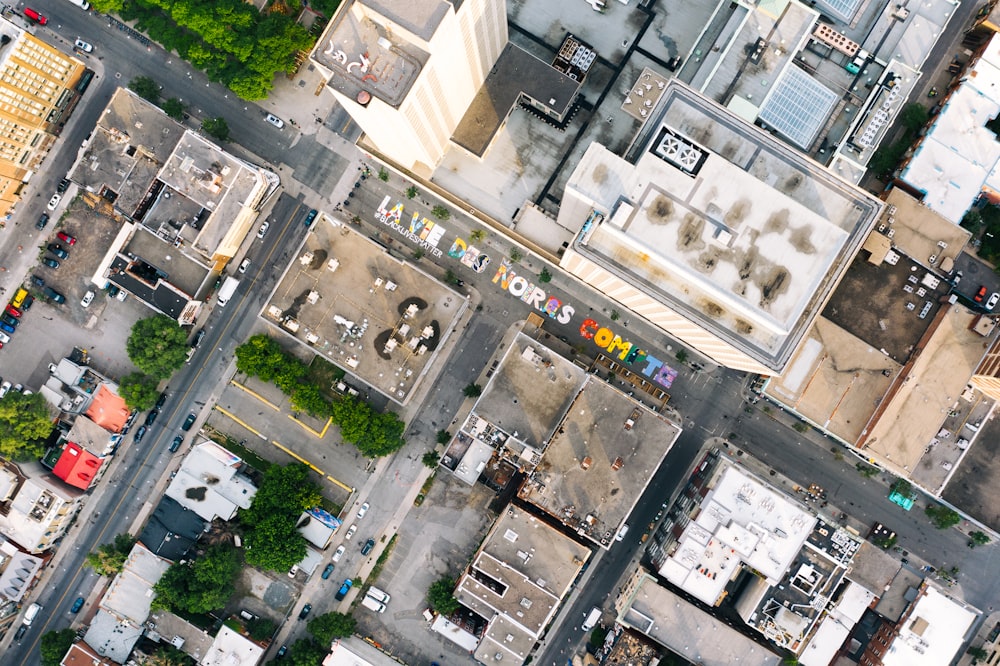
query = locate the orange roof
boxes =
[52,442,103,490]
[85,383,129,433]
[61,641,116,666]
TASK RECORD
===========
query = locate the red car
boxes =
[975,285,988,303]
[57,231,77,246]
[23,8,47,25]
[4,304,21,318]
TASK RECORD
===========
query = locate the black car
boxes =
[145,410,158,426]
[47,243,68,259]
[21,295,33,310]
[361,538,375,556]
[42,287,65,303]
[35,213,48,230]
[297,603,312,620]
[192,328,206,348]
[14,624,26,641]
[181,412,197,431]
[31,275,44,287]
[0,313,18,328]
[134,425,147,443]
[169,435,183,452]
[321,563,335,580]
[125,410,138,428]
[155,391,168,409]
[56,178,70,193]
[41,257,60,269]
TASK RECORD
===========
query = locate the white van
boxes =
[22,602,42,626]
[581,607,601,632]
[361,595,386,613]
[615,524,629,541]
[366,586,391,604]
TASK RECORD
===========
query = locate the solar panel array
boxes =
[758,66,839,150]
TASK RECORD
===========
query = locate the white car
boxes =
[47,194,61,210]
[80,290,94,308]
[357,502,370,519]
[0,381,10,398]
[332,545,345,562]
[264,113,284,129]
[257,221,269,239]
[74,39,93,53]
[116,289,128,302]
[238,258,250,274]
[287,564,299,579]
[0,332,9,344]
[988,292,1000,310]
[344,524,357,541]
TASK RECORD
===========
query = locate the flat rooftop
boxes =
[102,543,170,625]
[263,215,464,404]
[455,505,590,660]
[880,189,970,269]
[469,333,586,450]
[860,305,994,477]
[618,571,781,666]
[559,82,880,372]
[899,33,1000,224]
[766,316,900,444]
[518,377,681,549]
[882,584,979,666]
[312,0,435,107]
[658,460,816,606]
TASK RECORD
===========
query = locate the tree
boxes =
[247,617,277,641]
[925,504,961,530]
[235,334,287,381]
[128,75,160,103]
[428,577,460,615]
[422,451,440,468]
[290,383,330,417]
[287,638,329,666]
[872,533,897,550]
[436,429,451,445]
[431,205,450,220]
[969,531,990,548]
[152,544,241,614]
[146,645,193,666]
[969,646,989,661]
[0,392,54,459]
[201,117,230,142]
[127,315,189,379]
[405,185,417,199]
[470,228,487,243]
[40,628,76,666]
[378,168,389,182]
[241,464,319,571]
[243,513,307,571]
[899,103,929,133]
[307,612,356,645]
[85,533,136,576]
[675,348,688,363]
[463,383,482,398]
[119,372,160,411]
[856,462,879,478]
[509,247,523,262]
[538,267,552,283]
[162,97,185,120]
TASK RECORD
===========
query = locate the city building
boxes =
[450,504,590,664]
[0,459,84,553]
[50,441,104,491]
[71,88,278,322]
[860,582,979,666]
[138,496,207,562]
[0,536,43,616]
[311,0,507,174]
[558,81,881,374]
[43,357,130,434]
[164,442,257,522]
[60,641,117,666]
[0,14,87,217]
[323,636,405,665]
[897,32,1000,224]
[201,625,264,666]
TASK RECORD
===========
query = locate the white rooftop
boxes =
[101,543,170,626]
[658,461,815,606]
[201,625,264,666]
[164,441,257,522]
[882,584,979,666]
[899,33,1000,224]
[800,581,876,666]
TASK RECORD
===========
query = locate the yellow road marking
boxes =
[229,380,281,410]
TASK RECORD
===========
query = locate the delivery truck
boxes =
[217,276,239,307]
[582,607,601,632]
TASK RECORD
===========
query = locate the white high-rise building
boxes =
[311,0,507,174]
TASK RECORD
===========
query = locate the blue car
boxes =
[0,322,14,335]
[335,578,353,600]
[321,563,335,580]
[304,209,318,226]
[70,597,84,613]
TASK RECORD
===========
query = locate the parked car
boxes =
[288,564,299,579]
[321,563,335,580]
[344,524,357,540]
[0,332,9,344]
[47,244,68,259]
[335,579,353,601]
[70,597,85,614]
[975,285,987,303]
[47,194,61,210]
[297,603,312,620]
[35,213,48,230]
[181,412,196,431]
[57,231,77,245]
[169,435,183,452]
[145,410,158,426]
[23,8,47,25]
[0,381,10,398]
[0,322,14,335]
[0,313,18,328]
[265,113,284,128]
[989,292,1000,310]
[41,257,60,269]
[155,391,168,409]
[31,275,44,287]
[238,258,250,273]
[257,221,269,238]
[357,502,370,519]
[80,291,94,308]
[21,295,33,310]
[116,289,128,301]
[56,178,70,193]
[304,209,318,226]
[74,39,93,53]
[133,425,147,443]
[276,645,287,658]
[191,328,206,348]
[361,538,375,556]
[332,545,345,562]
[4,304,21,318]
[42,287,65,303]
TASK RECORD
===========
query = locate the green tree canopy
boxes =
[152,544,241,614]
[127,315,189,380]
[307,612,356,645]
[463,383,483,398]
[241,464,319,572]
[243,513,307,571]
[235,334,289,381]
[0,392,54,460]
[128,75,161,103]
[85,533,136,576]
[40,628,76,666]
[162,97,185,120]
[287,638,329,666]
[428,577,460,615]
[118,372,160,411]
[925,504,961,530]
[201,117,230,142]
[246,617,277,641]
